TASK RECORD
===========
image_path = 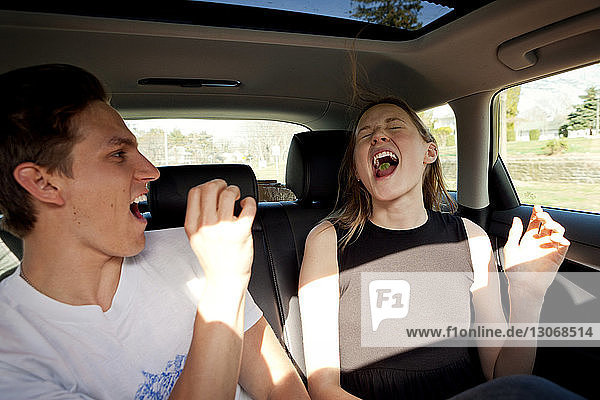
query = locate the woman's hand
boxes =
[503,205,570,300]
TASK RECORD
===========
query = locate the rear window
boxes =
[125,119,306,201]
[418,104,457,191]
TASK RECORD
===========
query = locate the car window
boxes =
[125,119,306,201]
[418,104,457,191]
[494,62,600,213]
[0,238,19,275]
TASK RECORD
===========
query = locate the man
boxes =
[0,64,308,399]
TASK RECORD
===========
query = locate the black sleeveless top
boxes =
[336,210,485,399]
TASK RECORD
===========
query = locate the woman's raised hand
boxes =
[503,205,570,299]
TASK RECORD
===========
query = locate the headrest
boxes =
[285,130,350,206]
[148,164,258,230]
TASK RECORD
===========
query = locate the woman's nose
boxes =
[371,130,389,145]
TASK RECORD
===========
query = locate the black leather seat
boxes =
[269,130,351,376]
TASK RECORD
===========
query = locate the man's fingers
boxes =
[217,185,241,221]
[185,179,227,235]
[238,196,257,225]
[506,216,523,247]
[200,179,227,224]
[185,185,202,234]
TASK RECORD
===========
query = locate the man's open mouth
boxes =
[372,150,399,178]
[130,194,147,220]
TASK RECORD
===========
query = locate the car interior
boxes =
[1,0,599,398]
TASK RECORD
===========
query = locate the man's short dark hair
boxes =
[0,64,108,237]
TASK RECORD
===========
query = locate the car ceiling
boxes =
[0,0,599,130]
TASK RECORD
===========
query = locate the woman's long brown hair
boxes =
[328,97,457,251]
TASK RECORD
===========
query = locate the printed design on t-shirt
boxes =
[135,354,187,400]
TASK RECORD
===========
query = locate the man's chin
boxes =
[121,233,146,257]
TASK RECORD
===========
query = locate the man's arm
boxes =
[169,179,257,399]
[238,317,309,400]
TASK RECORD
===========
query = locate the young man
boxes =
[0,64,309,400]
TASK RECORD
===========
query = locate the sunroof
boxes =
[3,1,496,41]
[198,0,453,30]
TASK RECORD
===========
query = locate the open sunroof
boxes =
[2,1,496,41]
[203,0,453,31]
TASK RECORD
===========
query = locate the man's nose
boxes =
[137,154,160,182]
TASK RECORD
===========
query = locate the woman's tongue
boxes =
[375,163,396,177]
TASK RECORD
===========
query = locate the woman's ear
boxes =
[424,142,438,165]
[13,163,65,206]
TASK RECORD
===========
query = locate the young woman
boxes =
[298,98,572,399]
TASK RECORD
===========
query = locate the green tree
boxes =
[432,126,453,147]
[558,124,569,138]
[418,109,435,132]
[351,0,423,29]
[506,86,521,142]
[565,87,599,133]
[168,129,186,146]
[529,129,540,141]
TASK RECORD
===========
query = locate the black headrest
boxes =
[285,130,350,206]
[148,164,258,230]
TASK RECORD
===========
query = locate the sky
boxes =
[199,0,452,27]
[517,63,600,122]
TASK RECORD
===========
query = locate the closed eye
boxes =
[359,133,372,140]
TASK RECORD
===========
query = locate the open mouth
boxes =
[130,194,147,220]
[372,150,399,178]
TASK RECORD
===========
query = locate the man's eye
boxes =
[111,151,126,159]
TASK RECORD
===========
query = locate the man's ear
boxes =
[13,163,65,206]
[424,142,438,165]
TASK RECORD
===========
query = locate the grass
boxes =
[512,180,600,213]
[505,136,600,156]
[439,136,600,213]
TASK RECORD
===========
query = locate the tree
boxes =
[558,124,569,138]
[136,128,167,166]
[432,126,453,147]
[505,86,521,142]
[185,131,218,164]
[418,109,435,132]
[168,129,186,147]
[565,87,599,133]
[529,129,540,141]
[351,0,423,30]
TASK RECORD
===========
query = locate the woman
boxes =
[298,98,572,399]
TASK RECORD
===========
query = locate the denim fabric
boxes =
[450,375,586,400]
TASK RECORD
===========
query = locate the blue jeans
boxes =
[450,375,586,399]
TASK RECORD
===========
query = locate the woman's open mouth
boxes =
[372,150,399,178]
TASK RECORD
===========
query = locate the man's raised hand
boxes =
[184,179,257,285]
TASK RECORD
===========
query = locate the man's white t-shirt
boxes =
[0,228,262,400]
